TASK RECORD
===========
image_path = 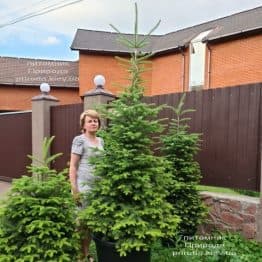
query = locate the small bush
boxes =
[0,137,79,262]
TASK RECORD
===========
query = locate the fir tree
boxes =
[0,137,80,261]
[161,94,207,239]
[80,3,180,257]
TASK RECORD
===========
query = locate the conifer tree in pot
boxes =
[161,94,207,246]
[79,4,180,261]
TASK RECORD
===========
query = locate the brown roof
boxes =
[71,6,262,55]
[0,57,78,88]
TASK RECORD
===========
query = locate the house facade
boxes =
[71,6,262,96]
[0,57,80,111]
[1,7,261,111]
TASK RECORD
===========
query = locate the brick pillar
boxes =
[31,87,59,165]
[83,76,116,128]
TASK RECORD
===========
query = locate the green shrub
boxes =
[161,94,207,238]
[0,137,79,262]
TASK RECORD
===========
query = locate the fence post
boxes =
[83,75,116,128]
[31,84,59,165]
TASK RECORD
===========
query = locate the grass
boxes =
[197,185,260,197]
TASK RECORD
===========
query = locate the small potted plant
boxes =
[79,4,180,261]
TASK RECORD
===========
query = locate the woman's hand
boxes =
[69,153,81,205]
[72,187,81,205]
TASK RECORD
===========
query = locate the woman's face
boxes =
[84,115,99,133]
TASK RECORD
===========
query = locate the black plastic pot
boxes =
[93,235,151,262]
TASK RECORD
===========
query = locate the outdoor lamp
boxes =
[94,75,106,89]
[40,82,50,95]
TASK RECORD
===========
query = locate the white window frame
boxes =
[189,30,213,91]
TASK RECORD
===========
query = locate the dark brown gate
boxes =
[0,111,32,181]
[50,103,83,171]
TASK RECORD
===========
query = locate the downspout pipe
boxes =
[206,42,212,89]
[178,46,186,92]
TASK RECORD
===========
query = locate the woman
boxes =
[69,109,104,262]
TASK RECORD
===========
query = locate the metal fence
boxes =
[143,83,261,191]
[1,83,261,191]
[50,103,83,171]
[0,111,32,181]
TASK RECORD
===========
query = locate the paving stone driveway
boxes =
[0,181,11,199]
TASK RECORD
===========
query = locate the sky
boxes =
[0,0,261,61]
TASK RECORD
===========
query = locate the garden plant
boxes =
[158,231,262,262]
[0,137,79,262]
[161,94,207,242]
[79,3,180,259]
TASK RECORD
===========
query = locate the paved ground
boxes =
[0,181,11,199]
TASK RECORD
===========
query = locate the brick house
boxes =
[71,6,262,96]
[0,57,80,111]
[1,7,261,111]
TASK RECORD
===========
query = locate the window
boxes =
[189,30,212,91]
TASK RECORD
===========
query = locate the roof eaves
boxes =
[0,82,16,85]
[0,82,79,88]
[78,48,153,55]
[153,44,189,56]
[72,44,188,56]
[70,42,78,50]
[203,26,262,42]
[75,48,131,54]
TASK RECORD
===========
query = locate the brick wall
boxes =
[79,53,152,96]
[199,192,261,240]
[78,34,261,96]
[207,35,262,89]
[0,85,81,111]
[151,52,189,95]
